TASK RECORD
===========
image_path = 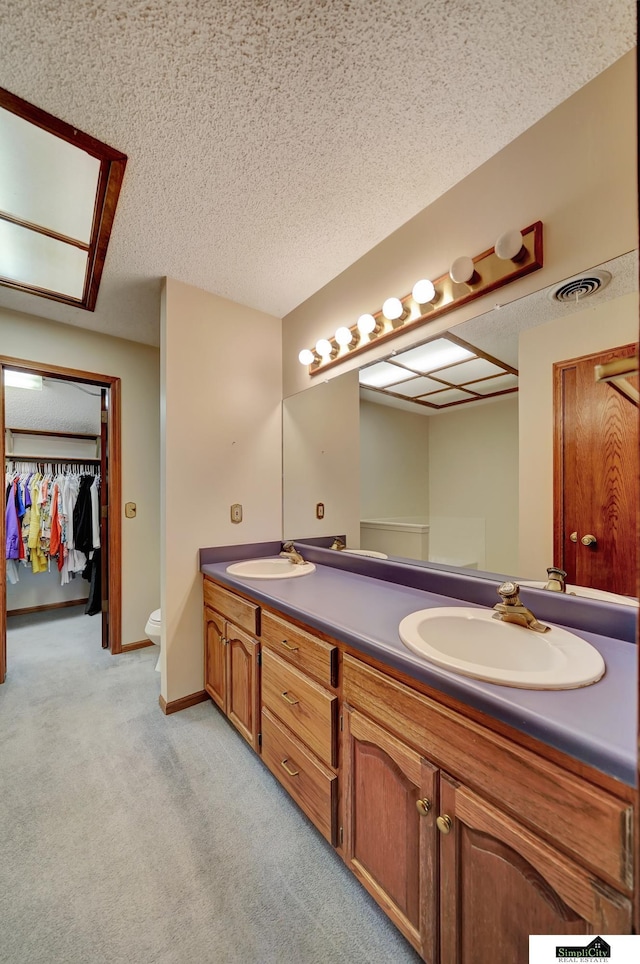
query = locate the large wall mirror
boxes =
[283,249,639,605]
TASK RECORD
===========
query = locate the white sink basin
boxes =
[520,581,638,607]
[342,548,388,559]
[226,558,316,579]
[398,607,605,689]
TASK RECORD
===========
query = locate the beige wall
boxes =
[161,278,282,703]
[283,371,360,544]
[282,52,637,398]
[428,396,519,573]
[0,306,160,643]
[518,291,638,578]
[360,400,429,520]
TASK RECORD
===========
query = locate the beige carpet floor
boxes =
[0,609,419,964]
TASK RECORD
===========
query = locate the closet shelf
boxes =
[5,455,101,464]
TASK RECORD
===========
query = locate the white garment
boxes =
[90,477,100,550]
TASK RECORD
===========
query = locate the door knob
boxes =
[569,531,578,543]
[416,797,432,816]
[581,534,597,547]
[436,814,453,834]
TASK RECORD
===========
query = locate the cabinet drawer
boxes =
[262,708,337,845]
[261,610,337,687]
[262,648,337,768]
[203,578,259,636]
[343,655,633,890]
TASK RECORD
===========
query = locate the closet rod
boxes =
[5,455,101,464]
[6,427,99,441]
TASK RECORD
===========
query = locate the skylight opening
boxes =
[0,88,127,312]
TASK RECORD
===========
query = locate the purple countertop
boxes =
[200,550,637,787]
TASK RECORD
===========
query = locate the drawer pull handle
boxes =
[416,797,432,816]
[436,814,453,835]
[281,691,300,705]
[281,759,299,777]
[280,639,299,652]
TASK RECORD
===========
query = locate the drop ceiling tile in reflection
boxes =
[391,375,446,397]
[422,388,476,406]
[470,373,519,394]
[433,357,505,384]
[394,338,475,373]
[358,361,417,388]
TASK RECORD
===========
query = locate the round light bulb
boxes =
[412,279,436,304]
[357,313,376,335]
[335,326,353,347]
[298,348,315,366]
[315,338,333,359]
[495,228,524,261]
[449,256,475,284]
[382,297,403,321]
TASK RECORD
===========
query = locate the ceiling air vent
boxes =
[552,269,612,304]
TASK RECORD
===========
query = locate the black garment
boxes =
[73,475,95,557]
[83,549,102,616]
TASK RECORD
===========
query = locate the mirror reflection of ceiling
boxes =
[0,2,634,345]
[360,250,638,415]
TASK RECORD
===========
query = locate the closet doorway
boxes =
[0,357,122,684]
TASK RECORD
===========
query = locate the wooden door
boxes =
[343,707,438,960]
[439,776,632,964]
[554,344,638,595]
[204,606,226,711]
[226,624,260,750]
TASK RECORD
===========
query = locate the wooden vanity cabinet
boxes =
[259,612,339,846]
[342,654,633,963]
[202,578,634,962]
[438,777,632,964]
[343,707,438,960]
[203,579,260,751]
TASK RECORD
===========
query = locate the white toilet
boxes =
[145,608,162,672]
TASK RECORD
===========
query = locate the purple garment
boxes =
[5,480,20,560]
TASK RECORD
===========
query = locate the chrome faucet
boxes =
[544,567,567,592]
[492,581,550,633]
[280,541,306,565]
[331,537,346,551]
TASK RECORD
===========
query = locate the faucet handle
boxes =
[496,581,521,604]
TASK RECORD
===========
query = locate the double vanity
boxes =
[200,540,636,963]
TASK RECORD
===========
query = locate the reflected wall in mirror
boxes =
[283,251,639,601]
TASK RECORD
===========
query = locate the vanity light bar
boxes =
[298,221,543,376]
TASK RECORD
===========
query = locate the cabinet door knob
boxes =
[416,797,432,816]
[581,533,597,547]
[436,814,453,834]
[281,691,300,706]
[280,639,299,652]
[221,636,228,646]
[281,759,299,778]
[569,531,578,543]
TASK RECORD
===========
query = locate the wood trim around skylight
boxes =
[0,87,127,312]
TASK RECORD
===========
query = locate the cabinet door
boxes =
[226,623,260,751]
[439,776,632,964]
[204,606,226,711]
[343,708,438,960]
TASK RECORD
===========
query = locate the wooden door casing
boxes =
[226,624,260,750]
[554,343,638,596]
[204,606,226,711]
[439,776,632,964]
[343,707,438,960]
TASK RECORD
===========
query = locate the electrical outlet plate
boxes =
[231,503,243,524]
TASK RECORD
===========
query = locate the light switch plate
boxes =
[125,502,136,518]
[316,502,324,519]
[231,503,243,524]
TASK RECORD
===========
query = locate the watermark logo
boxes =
[556,937,611,960]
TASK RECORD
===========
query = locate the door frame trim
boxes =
[0,355,122,683]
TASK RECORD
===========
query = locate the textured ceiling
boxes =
[0,1,635,346]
